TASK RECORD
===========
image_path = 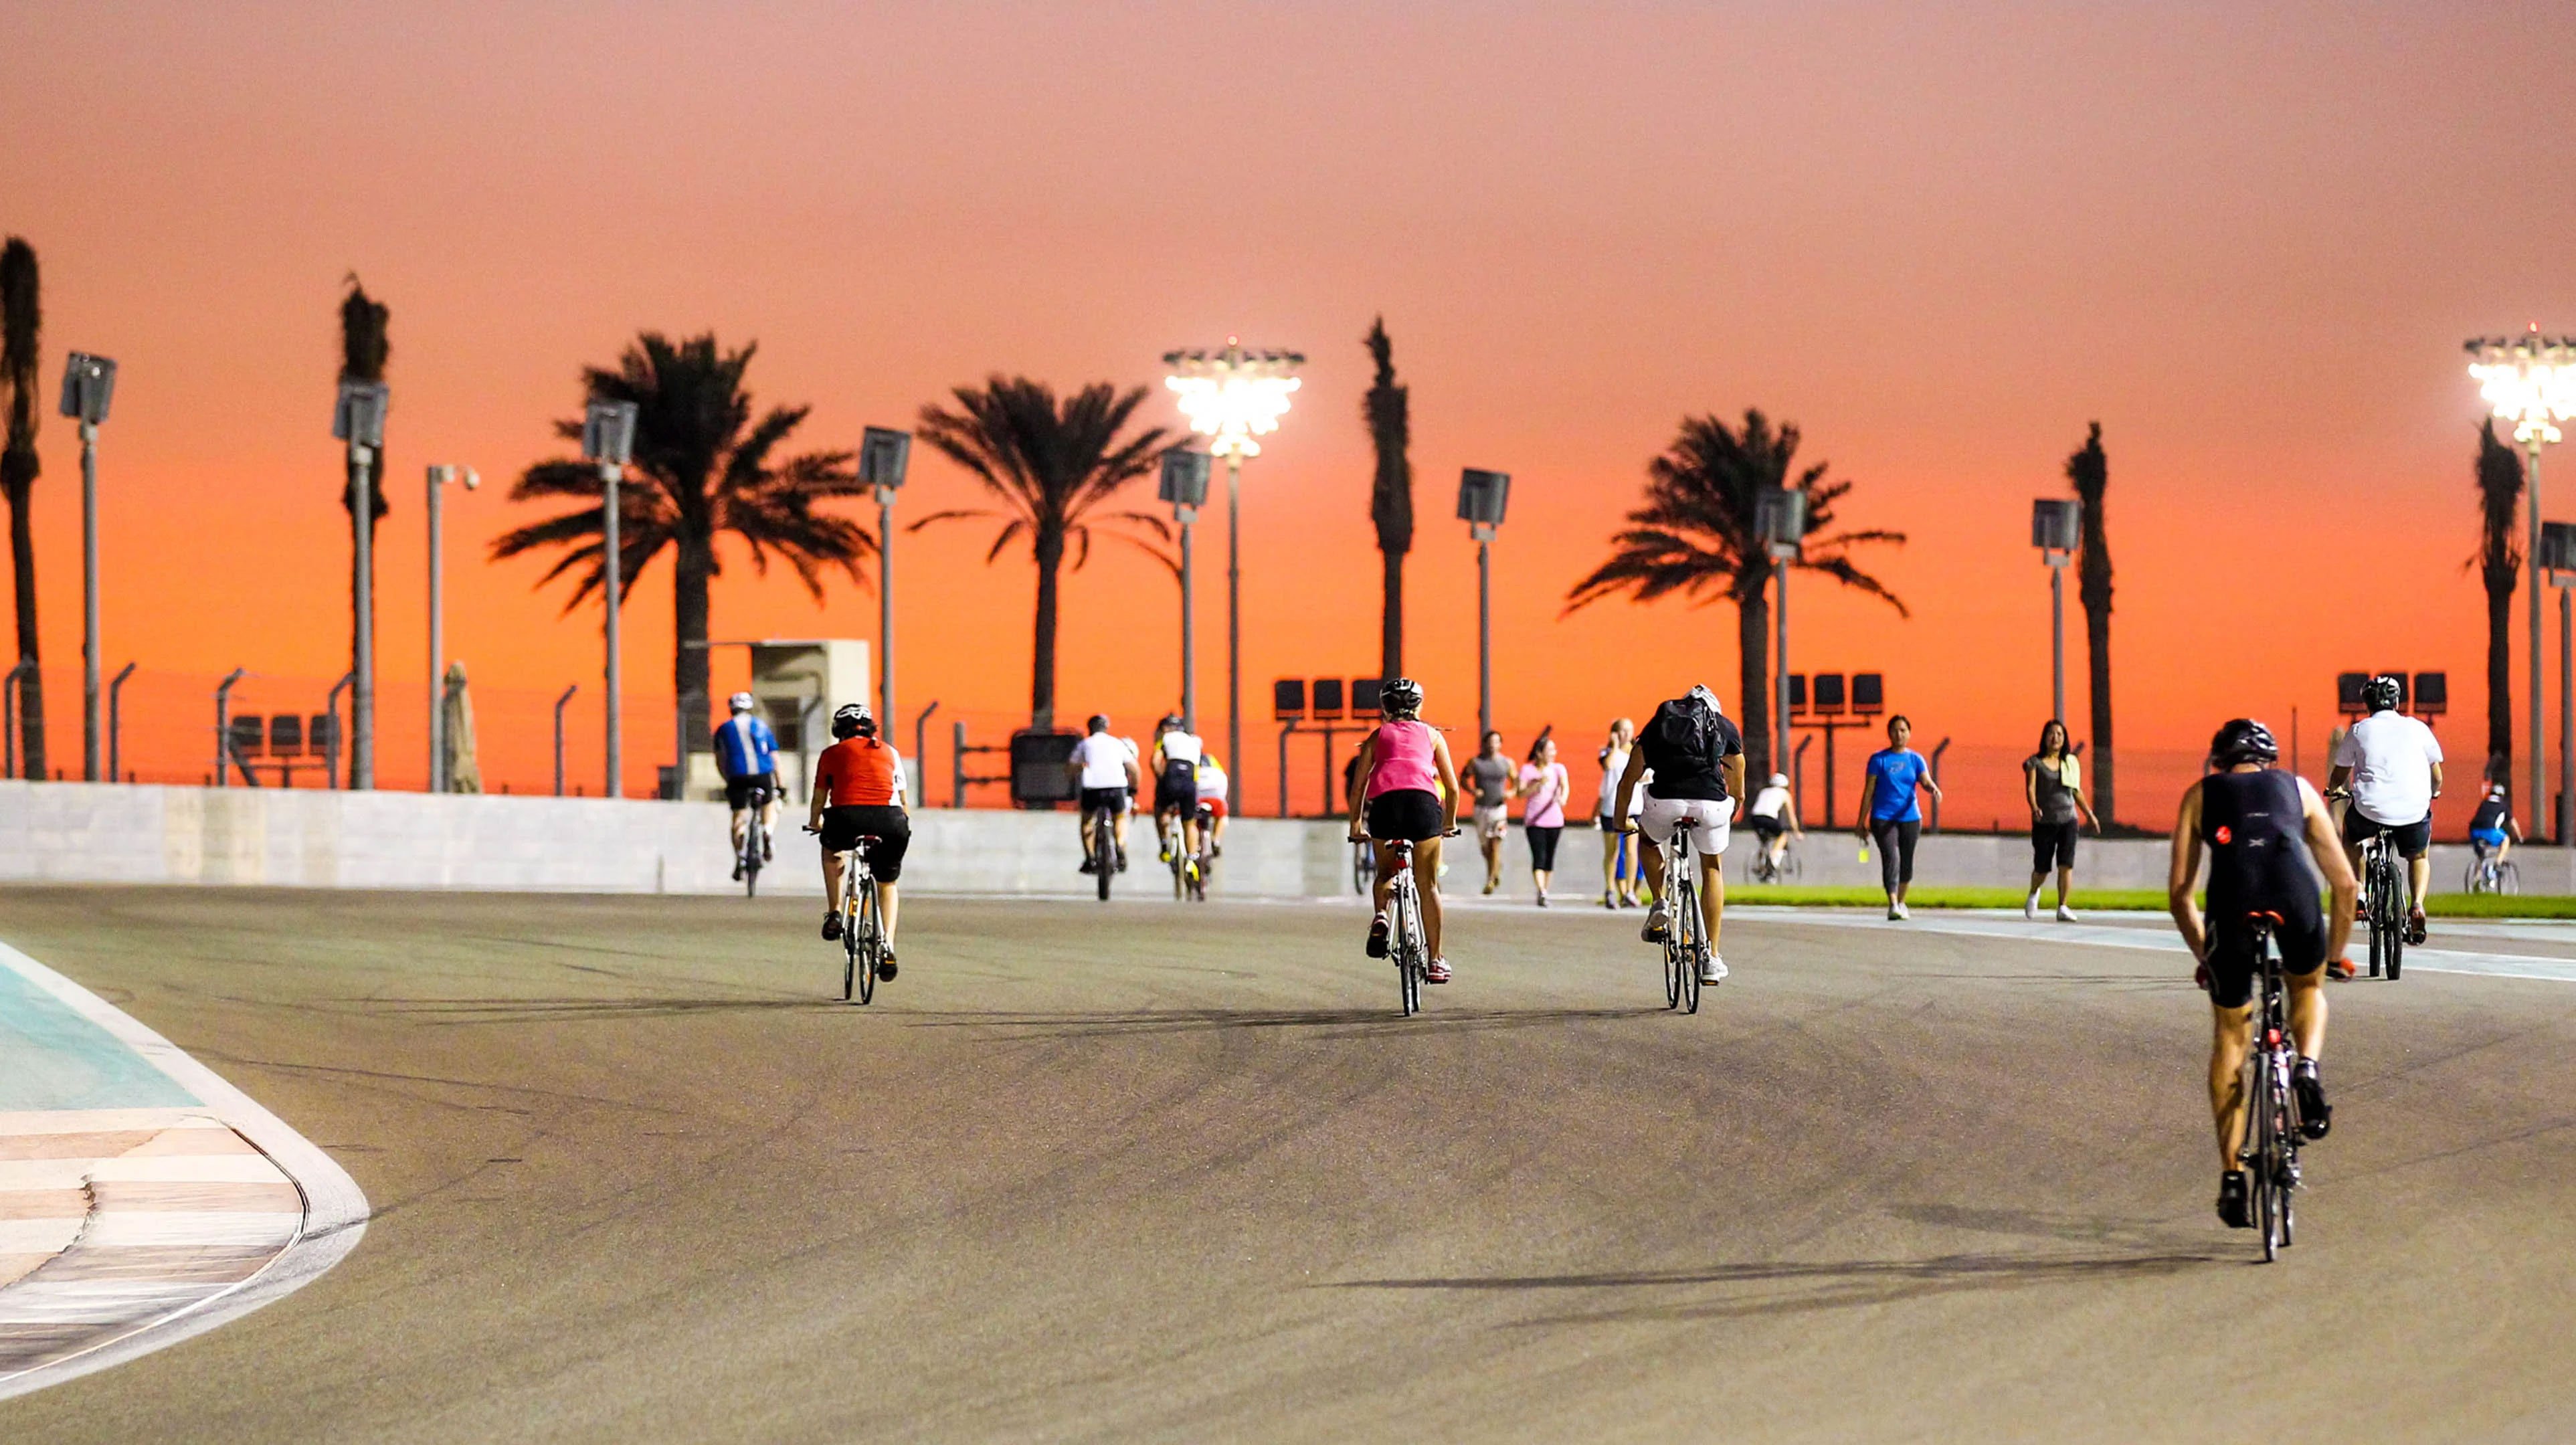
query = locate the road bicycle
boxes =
[1655,826,1706,1015]
[2235,909,2305,1262]
[1352,837,1376,896]
[2466,846,2520,896]
[1747,833,1800,885]
[2357,827,2406,981]
[1085,795,1121,902]
[1165,805,1215,902]
[1371,831,1455,1016]
[736,785,771,897]
[813,832,891,1005]
[1188,803,1218,901]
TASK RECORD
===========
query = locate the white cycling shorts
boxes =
[1638,795,1731,855]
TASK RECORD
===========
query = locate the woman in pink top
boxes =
[1517,732,1570,906]
[1344,678,1461,981]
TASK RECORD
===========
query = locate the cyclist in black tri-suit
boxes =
[2167,718,2357,1231]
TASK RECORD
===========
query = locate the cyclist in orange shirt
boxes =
[810,702,911,960]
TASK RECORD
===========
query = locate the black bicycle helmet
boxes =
[831,702,875,739]
[2363,674,2403,713]
[1380,678,1424,717]
[2209,717,2279,768]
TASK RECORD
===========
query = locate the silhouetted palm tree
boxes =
[1364,317,1412,678]
[2474,418,2525,785]
[2065,422,2114,823]
[1,239,41,778]
[1566,409,1905,779]
[913,377,1169,732]
[494,332,873,751]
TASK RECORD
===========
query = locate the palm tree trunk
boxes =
[2487,568,2515,783]
[1031,529,1063,733]
[2069,423,2114,824]
[1736,583,1771,781]
[5,467,41,778]
[674,535,714,759]
[2084,602,2112,822]
[1380,547,1404,680]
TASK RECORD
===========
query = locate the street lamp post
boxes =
[1160,448,1213,729]
[2545,522,2576,840]
[1756,487,1808,776]
[56,353,116,781]
[2468,330,2576,839]
[333,381,390,789]
[859,427,911,735]
[1164,340,1301,812]
[581,401,638,799]
[1457,469,1511,739]
[426,465,478,792]
[2032,499,2081,724]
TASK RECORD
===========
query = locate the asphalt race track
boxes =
[3,886,2573,1442]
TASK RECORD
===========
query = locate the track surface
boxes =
[2,886,2573,1442]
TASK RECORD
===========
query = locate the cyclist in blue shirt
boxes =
[714,692,781,880]
[1853,714,1942,920]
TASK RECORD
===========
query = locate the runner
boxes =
[1746,771,1799,879]
[1517,731,1570,907]
[1346,678,1463,982]
[1149,714,1207,866]
[1855,715,1941,920]
[810,702,911,963]
[2328,674,2442,945]
[2169,718,2356,1229]
[1596,718,1640,909]
[713,692,781,881]
[2023,718,2102,921]
[1463,731,1515,896]
[1608,685,1743,987]
[1066,714,1137,874]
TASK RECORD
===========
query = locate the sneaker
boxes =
[1366,914,1391,959]
[2294,1060,2332,1140]
[2217,1169,2252,1228]
[877,951,898,982]
[1619,893,1641,910]
[1602,891,1617,910]
[2405,908,2427,946]
[821,911,844,941]
[1536,890,1550,908]
[2327,957,2357,981]
[1208,842,1222,859]
[1888,901,1910,921]
[762,837,773,863]
[733,860,746,882]
[1424,957,1452,983]
[1115,849,1129,874]
[2354,899,2369,922]
[1159,845,1173,864]
[1641,905,1670,943]
[1698,952,1728,986]
[2023,892,2039,921]
[2056,904,2081,923]
[1483,878,1498,896]
[1079,856,1097,875]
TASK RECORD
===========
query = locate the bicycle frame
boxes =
[1659,828,1703,1014]
[2237,912,2300,1262]
[1385,839,1427,1016]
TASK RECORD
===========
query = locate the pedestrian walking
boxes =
[1518,731,1569,906]
[1596,718,1640,908]
[1855,714,1942,920]
[2024,718,2100,921]
[1463,731,1514,896]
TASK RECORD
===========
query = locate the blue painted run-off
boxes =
[0,961,197,1111]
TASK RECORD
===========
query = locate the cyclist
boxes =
[1463,731,1514,895]
[1149,714,1207,866]
[2468,777,2520,871]
[1610,684,1744,987]
[810,702,911,967]
[2329,674,2442,945]
[1068,714,1137,874]
[1195,751,1230,856]
[1855,715,1942,920]
[1346,678,1463,982]
[2169,718,2356,1230]
[1747,771,1799,880]
[713,692,781,881]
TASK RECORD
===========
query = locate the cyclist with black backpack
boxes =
[1607,685,1744,987]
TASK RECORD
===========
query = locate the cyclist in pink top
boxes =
[1345,678,1462,981]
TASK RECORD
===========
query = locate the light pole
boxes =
[1457,469,1511,739]
[2546,522,2576,840]
[860,427,911,733]
[1756,486,1807,777]
[1159,448,1213,728]
[581,400,638,799]
[1164,339,1301,812]
[2032,498,2081,724]
[426,465,478,792]
[2468,330,2576,838]
[333,381,389,789]
[553,684,579,797]
[56,353,116,781]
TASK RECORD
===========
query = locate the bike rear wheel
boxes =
[1395,881,1424,1016]
[841,899,860,1002]
[1094,808,1115,901]
[855,883,881,1005]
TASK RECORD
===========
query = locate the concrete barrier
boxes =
[0,781,2533,899]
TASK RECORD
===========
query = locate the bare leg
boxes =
[2407,855,2430,914]
[2287,968,2328,1060]
[2027,870,2049,900]
[1418,835,1447,957]
[1602,833,1620,898]
[731,808,749,851]
[1483,833,1501,890]
[1700,854,1724,950]
[2209,1003,2254,1170]
[822,850,846,914]
[879,880,899,945]
[1371,841,1400,917]
[2055,866,2075,907]
[1639,836,1669,903]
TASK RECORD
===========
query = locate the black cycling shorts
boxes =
[726,772,779,811]
[2031,819,2079,872]
[1365,788,1445,843]
[2203,893,2326,1010]
[819,805,910,882]
[1750,815,1785,843]
[1079,785,1130,816]
[2341,807,2431,860]
[1155,763,1196,814]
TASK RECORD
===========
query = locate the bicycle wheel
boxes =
[1170,837,1188,900]
[841,898,860,1002]
[855,884,881,1005]
[1095,809,1114,902]
[1396,883,1423,1016]
[1667,872,1695,1010]
[2501,860,2521,895]
[2256,1058,2281,1263]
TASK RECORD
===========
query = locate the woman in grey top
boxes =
[1465,731,1515,896]
[2025,718,2100,921]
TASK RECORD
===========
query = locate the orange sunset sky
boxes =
[5,2,2575,826]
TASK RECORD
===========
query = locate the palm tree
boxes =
[1566,409,1906,780]
[2065,421,2115,824]
[493,332,874,753]
[1363,317,1413,678]
[913,377,1169,732]
[2474,418,2525,786]
[1,239,41,779]
[339,281,392,741]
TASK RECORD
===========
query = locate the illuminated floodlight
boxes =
[2466,329,2576,450]
[1162,339,1303,458]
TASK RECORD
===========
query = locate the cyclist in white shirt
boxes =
[1195,751,1230,856]
[1067,714,1139,874]
[1149,714,1208,864]
[2328,674,2443,945]
[1748,772,1800,876]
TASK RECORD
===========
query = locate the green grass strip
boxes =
[1721,885,2576,919]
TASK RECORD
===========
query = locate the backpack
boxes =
[1650,698,1724,791]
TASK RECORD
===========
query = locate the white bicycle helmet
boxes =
[727,691,756,714]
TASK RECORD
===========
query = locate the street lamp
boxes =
[581,399,638,798]
[2544,521,2576,840]
[2468,329,2576,838]
[333,380,390,789]
[1457,468,1511,739]
[860,427,911,737]
[1159,448,1212,729]
[2031,498,2081,724]
[57,352,115,781]
[1756,486,1807,777]
[426,464,478,792]
[1164,339,1301,811]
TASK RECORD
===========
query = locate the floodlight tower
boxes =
[860,427,912,732]
[333,380,390,789]
[2468,328,2576,835]
[58,353,116,781]
[1756,486,1807,775]
[582,400,639,797]
[2031,499,2082,725]
[1457,469,1511,739]
[1164,339,1301,809]
[1159,448,1213,729]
